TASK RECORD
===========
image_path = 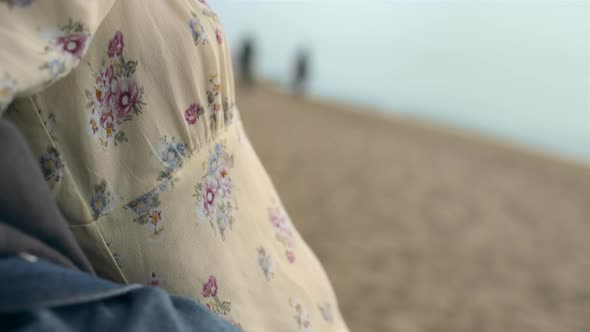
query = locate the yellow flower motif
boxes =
[94,199,103,210]
[149,209,164,236]
[135,201,145,211]
[149,210,161,226]
[0,87,12,98]
[209,74,221,94]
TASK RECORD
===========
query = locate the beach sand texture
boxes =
[238,86,590,332]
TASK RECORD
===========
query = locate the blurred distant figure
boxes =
[239,37,255,86]
[293,49,310,95]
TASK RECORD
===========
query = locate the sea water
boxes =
[215,0,590,162]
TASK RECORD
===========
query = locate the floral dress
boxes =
[0,1,348,331]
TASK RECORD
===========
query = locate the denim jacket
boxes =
[0,256,238,332]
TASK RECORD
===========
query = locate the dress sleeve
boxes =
[0,0,117,113]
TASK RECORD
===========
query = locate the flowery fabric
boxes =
[40,19,91,82]
[86,30,146,147]
[194,142,238,239]
[39,146,63,184]
[201,275,243,330]
[269,206,297,263]
[290,298,313,332]
[257,246,275,281]
[0,1,348,331]
[89,179,119,220]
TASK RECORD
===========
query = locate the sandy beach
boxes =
[237,86,590,332]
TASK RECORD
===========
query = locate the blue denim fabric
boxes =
[0,256,239,331]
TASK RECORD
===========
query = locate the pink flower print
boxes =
[270,208,297,263]
[55,33,89,60]
[99,110,115,129]
[95,65,116,107]
[200,275,233,318]
[85,29,144,148]
[112,79,140,119]
[184,103,204,125]
[147,272,161,287]
[286,250,295,263]
[202,275,218,298]
[270,214,281,227]
[201,177,219,217]
[194,143,237,238]
[107,31,125,58]
[216,29,223,44]
[270,209,289,229]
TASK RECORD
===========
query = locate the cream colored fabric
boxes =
[1,0,348,331]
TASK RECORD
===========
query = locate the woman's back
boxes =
[1,1,348,331]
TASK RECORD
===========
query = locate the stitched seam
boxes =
[29,96,93,225]
[92,221,128,283]
[69,222,128,283]
[88,114,240,284]
[96,111,240,218]
[30,96,126,283]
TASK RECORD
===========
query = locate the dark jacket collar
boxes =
[0,120,93,273]
[0,257,139,313]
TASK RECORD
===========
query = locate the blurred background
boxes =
[215,1,590,331]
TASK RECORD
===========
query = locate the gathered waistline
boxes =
[98,113,243,222]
